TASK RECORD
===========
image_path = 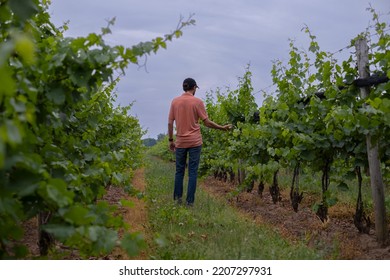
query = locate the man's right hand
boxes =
[169,141,176,152]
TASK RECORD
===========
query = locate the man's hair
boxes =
[183,77,199,91]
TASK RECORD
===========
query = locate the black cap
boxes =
[183,77,199,91]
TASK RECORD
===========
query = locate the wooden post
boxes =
[355,38,388,246]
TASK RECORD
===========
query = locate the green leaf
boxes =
[336,182,349,191]
[14,34,36,64]
[39,178,74,208]
[0,41,14,66]
[174,30,183,38]
[52,53,67,67]
[0,66,16,96]
[10,97,26,113]
[344,170,357,181]
[0,214,24,241]
[8,0,39,21]
[46,87,66,105]
[43,224,76,240]
[94,52,110,64]
[326,197,338,207]
[368,97,382,109]
[101,27,111,35]
[5,152,43,173]
[14,245,29,258]
[0,197,24,221]
[112,172,124,184]
[311,202,320,213]
[380,98,390,113]
[87,226,117,253]
[120,232,146,257]
[62,205,95,225]
[8,169,41,197]
[0,139,5,168]
[2,120,22,145]
[300,150,316,161]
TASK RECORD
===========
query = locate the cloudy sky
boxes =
[48,0,390,139]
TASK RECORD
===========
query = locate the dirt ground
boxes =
[104,168,150,260]
[201,177,390,259]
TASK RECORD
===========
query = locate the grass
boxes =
[144,155,322,260]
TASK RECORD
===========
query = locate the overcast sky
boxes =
[48,0,390,139]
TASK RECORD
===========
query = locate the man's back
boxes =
[168,92,208,148]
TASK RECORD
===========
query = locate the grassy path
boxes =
[143,155,322,259]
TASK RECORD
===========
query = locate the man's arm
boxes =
[168,120,174,140]
[203,118,232,131]
[168,120,175,151]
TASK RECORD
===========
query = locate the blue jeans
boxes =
[174,145,202,205]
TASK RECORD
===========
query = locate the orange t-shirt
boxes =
[168,92,208,148]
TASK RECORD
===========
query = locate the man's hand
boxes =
[203,119,233,131]
[222,124,233,131]
[169,141,176,152]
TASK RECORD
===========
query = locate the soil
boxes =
[104,168,150,260]
[201,177,390,259]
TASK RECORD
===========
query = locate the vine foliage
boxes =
[200,7,389,244]
[0,0,195,258]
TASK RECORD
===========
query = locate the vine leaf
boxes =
[8,0,39,21]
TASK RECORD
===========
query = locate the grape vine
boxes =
[200,7,389,244]
[0,0,195,258]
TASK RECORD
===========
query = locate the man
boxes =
[168,77,232,206]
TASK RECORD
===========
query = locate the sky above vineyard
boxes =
[49,0,390,139]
